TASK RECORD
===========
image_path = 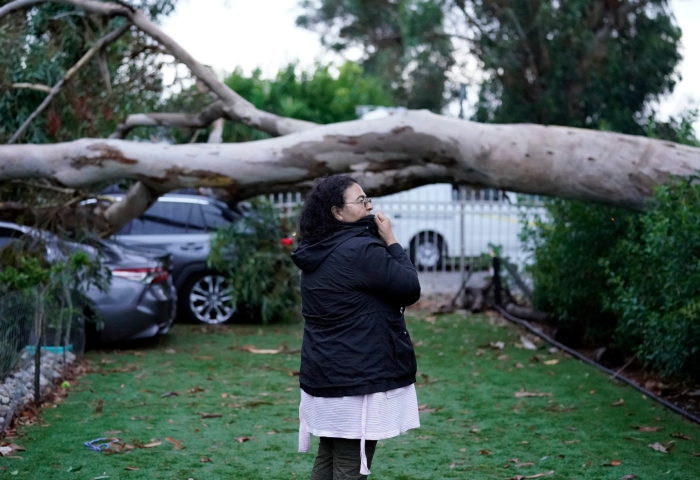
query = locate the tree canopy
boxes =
[297,0,682,135]
[0,0,178,144]
[469,0,682,134]
[296,0,455,112]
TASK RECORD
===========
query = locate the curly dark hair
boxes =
[299,175,358,242]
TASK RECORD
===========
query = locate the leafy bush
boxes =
[604,178,700,379]
[520,199,639,342]
[0,240,110,376]
[521,110,700,379]
[209,200,300,324]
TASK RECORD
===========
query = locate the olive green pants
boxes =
[310,437,378,480]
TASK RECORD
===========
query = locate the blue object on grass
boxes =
[24,345,74,355]
[84,437,119,451]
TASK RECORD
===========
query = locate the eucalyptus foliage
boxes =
[0,1,177,144]
[296,0,454,112]
[208,200,300,324]
[470,0,681,135]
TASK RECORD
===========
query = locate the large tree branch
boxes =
[99,181,162,235]
[0,0,130,19]
[8,83,52,94]
[102,112,228,234]
[108,101,225,139]
[8,22,130,144]
[1,111,699,231]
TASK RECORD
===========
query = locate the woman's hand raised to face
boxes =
[374,212,398,246]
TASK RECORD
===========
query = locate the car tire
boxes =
[410,232,445,270]
[180,272,237,324]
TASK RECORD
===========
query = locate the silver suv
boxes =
[110,193,241,325]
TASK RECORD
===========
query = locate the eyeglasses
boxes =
[344,197,372,207]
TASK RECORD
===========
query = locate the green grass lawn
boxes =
[2,311,700,479]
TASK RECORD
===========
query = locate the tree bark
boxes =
[109,102,225,139]
[1,111,699,229]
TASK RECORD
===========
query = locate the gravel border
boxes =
[0,350,76,436]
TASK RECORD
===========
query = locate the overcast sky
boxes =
[161,0,700,127]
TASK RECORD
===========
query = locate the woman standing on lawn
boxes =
[291,174,422,479]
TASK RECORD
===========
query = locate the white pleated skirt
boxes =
[298,384,420,475]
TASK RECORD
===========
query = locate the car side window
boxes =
[116,221,132,235]
[0,228,22,249]
[129,201,194,235]
[202,204,233,230]
[188,204,209,232]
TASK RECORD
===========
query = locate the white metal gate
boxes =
[270,184,546,302]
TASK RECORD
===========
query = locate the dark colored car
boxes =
[0,222,177,344]
[108,193,242,325]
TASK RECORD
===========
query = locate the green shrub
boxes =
[520,199,640,342]
[604,178,700,379]
[208,199,300,324]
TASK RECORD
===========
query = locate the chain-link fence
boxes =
[0,286,85,436]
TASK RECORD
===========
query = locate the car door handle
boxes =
[394,214,401,219]
[180,243,204,251]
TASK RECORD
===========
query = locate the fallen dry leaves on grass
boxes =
[519,336,538,350]
[648,441,675,453]
[418,403,438,413]
[165,437,185,450]
[199,412,222,419]
[0,443,25,458]
[237,343,299,354]
[514,389,553,398]
[637,426,662,432]
[505,471,554,479]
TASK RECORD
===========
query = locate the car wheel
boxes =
[410,232,445,270]
[181,272,236,324]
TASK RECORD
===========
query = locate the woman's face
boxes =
[333,183,373,223]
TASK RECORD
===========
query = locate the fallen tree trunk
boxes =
[2,110,698,225]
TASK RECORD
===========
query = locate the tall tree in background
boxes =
[467,0,682,134]
[296,0,455,112]
[298,1,682,134]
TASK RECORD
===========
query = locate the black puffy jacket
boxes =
[290,215,421,397]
